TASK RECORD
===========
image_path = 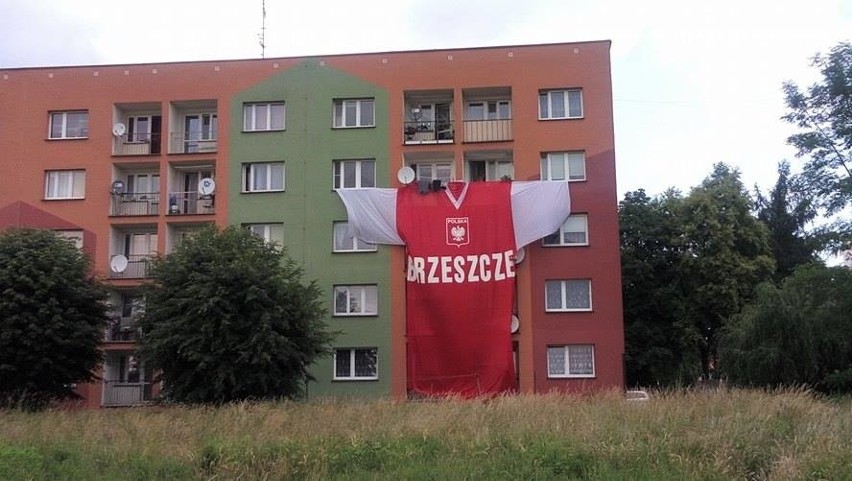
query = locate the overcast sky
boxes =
[3,0,851,199]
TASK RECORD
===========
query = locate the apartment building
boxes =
[0,41,624,407]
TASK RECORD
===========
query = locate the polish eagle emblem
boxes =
[445,217,470,247]
[451,225,466,242]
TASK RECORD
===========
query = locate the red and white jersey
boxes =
[337,181,570,397]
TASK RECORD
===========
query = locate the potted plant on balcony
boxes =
[168,194,180,214]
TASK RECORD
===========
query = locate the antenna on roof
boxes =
[258,0,267,58]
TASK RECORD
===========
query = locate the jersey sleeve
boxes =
[335,188,405,245]
[510,181,571,249]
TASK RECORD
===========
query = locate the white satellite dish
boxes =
[513,247,525,264]
[511,315,520,334]
[397,166,416,185]
[110,180,126,195]
[110,254,128,273]
[198,178,216,196]
[112,122,126,137]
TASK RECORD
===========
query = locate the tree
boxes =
[136,225,333,404]
[755,161,821,282]
[679,164,775,377]
[782,42,852,217]
[0,228,108,409]
[720,265,852,393]
[620,189,701,386]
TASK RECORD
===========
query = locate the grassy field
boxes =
[1,388,851,480]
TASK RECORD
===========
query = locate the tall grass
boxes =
[1,388,850,480]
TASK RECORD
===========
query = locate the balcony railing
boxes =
[168,132,218,154]
[403,120,454,144]
[463,119,513,142]
[111,192,160,216]
[167,192,215,215]
[113,133,162,156]
[104,318,140,342]
[108,254,152,279]
[102,380,153,407]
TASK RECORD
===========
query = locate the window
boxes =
[56,230,84,249]
[414,162,452,183]
[120,293,145,318]
[543,214,588,246]
[539,89,583,119]
[467,160,514,181]
[44,170,85,199]
[333,222,377,252]
[333,99,375,128]
[540,152,586,181]
[185,113,217,140]
[127,116,152,142]
[245,223,284,246]
[243,162,285,192]
[466,100,511,120]
[334,285,378,316]
[547,345,595,378]
[545,279,592,311]
[334,348,378,380]
[49,111,88,139]
[243,102,285,131]
[333,159,375,189]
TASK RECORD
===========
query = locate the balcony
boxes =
[113,133,162,156]
[111,193,160,216]
[168,132,217,154]
[463,119,513,143]
[102,380,153,407]
[403,120,455,145]
[166,192,215,215]
[108,254,152,279]
[104,318,140,343]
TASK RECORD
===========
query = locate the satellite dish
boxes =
[198,178,216,196]
[110,180,126,195]
[511,315,520,334]
[397,166,416,185]
[513,247,525,264]
[110,254,128,273]
[112,122,126,137]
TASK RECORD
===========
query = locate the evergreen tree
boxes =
[755,161,820,281]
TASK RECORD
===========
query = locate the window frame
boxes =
[48,111,89,139]
[333,159,376,189]
[542,214,589,247]
[333,222,377,253]
[243,102,286,132]
[333,98,375,128]
[333,284,378,316]
[333,347,379,381]
[244,223,284,246]
[540,151,586,182]
[242,162,285,193]
[44,170,86,200]
[547,344,595,378]
[545,279,592,312]
[414,162,452,183]
[55,230,84,249]
[465,100,511,120]
[538,89,583,120]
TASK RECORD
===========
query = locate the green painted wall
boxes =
[228,60,392,399]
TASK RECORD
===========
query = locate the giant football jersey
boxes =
[337,181,570,397]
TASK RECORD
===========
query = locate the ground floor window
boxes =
[334,348,378,380]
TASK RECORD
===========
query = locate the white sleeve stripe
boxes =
[510,181,571,249]
[336,188,405,246]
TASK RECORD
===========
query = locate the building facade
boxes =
[0,41,624,407]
